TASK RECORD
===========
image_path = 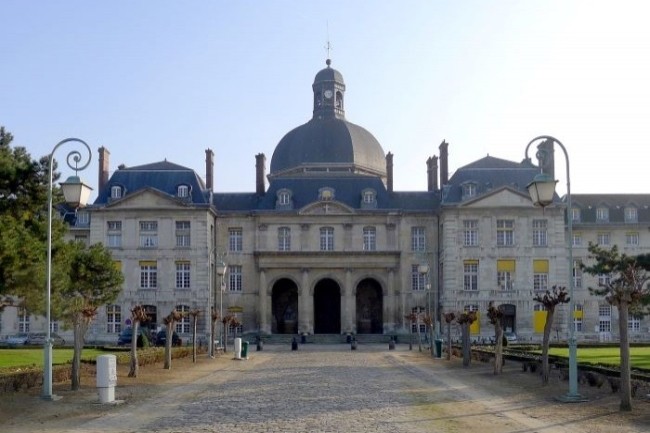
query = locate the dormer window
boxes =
[319,187,335,201]
[363,190,375,204]
[110,185,122,199]
[276,189,293,209]
[571,208,581,223]
[596,207,609,222]
[177,185,190,198]
[624,207,638,223]
[462,182,477,199]
[75,211,90,227]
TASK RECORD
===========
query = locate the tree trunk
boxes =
[494,322,503,375]
[618,301,632,411]
[541,309,555,384]
[192,315,197,363]
[164,322,173,369]
[446,321,452,360]
[462,323,471,367]
[128,320,139,377]
[416,318,423,352]
[70,318,84,390]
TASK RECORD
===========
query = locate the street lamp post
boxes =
[208,247,216,358]
[43,138,93,401]
[418,263,437,358]
[216,260,227,352]
[524,135,584,402]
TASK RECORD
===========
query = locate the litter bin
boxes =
[241,341,249,359]
[434,339,443,358]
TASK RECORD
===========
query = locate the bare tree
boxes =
[582,243,650,411]
[189,309,200,363]
[211,308,220,355]
[163,310,183,370]
[487,302,504,375]
[128,305,149,378]
[533,285,570,384]
[443,312,456,361]
[404,312,420,351]
[456,311,477,367]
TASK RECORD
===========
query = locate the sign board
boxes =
[228,306,244,313]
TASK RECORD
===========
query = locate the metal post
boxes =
[43,138,92,401]
[525,135,584,402]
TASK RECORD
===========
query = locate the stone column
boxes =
[344,268,354,334]
[300,268,311,334]
[258,269,269,334]
[386,267,395,332]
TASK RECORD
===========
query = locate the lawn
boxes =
[546,346,650,369]
[0,348,119,369]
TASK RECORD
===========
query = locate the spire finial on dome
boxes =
[326,58,331,67]
[324,23,332,67]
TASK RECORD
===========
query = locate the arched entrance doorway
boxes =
[356,278,383,334]
[500,304,516,333]
[271,279,298,334]
[314,278,341,334]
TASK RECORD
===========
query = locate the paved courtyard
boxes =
[4,344,650,432]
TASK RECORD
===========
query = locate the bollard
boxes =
[256,336,263,351]
[346,334,352,344]
[388,338,395,351]
[96,354,117,404]
[300,333,306,344]
[234,337,242,359]
[291,337,298,351]
[351,338,357,351]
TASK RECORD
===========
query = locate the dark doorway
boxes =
[314,278,341,334]
[271,279,299,334]
[500,304,516,333]
[356,278,383,334]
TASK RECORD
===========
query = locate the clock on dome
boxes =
[324,89,333,99]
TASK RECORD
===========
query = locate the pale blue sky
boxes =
[2,1,649,197]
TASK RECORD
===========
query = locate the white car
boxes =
[504,332,518,342]
[5,333,30,346]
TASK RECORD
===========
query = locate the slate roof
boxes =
[94,161,209,205]
[214,176,438,213]
[442,155,543,205]
[569,194,650,224]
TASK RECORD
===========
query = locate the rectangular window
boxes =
[50,321,59,333]
[411,264,427,291]
[599,304,612,333]
[175,221,191,247]
[107,221,122,248]
[175,262,191,289]
[572,233,582,246]
[411,227,426,252]
[496,219,514,246]
[76,211,90,226]
[597,232,610,246]
[278,227,291,251]
[363,227,376,251]
[139,261,158,288]
[463,260,479,291]
[598,274,611,286]
[175,305,191,333]
[463,220,478,246]
[106,305,122,333]
[229,265,242,292]
[628,315,641,332]
[139,221,158,248]
[411,307,426,333]
[18,308,30,333]
[573,304,583,332]
[533,259,549,291]
[532,220,547,246]
[497,259,515,290]
[626,232,639,246]
[573,259,583,288]
[229,228,243,252]
[320,227,334,251]
[596,208,609,222]
[625,207,638,223]
[571,208,581,222]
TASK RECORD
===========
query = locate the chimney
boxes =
[427,155,439,192]
[98,147,110,192]
[255,153,266,195]
[386,152,394,192]
[439,140,449,186]
[205,149,214,190]
[536,139,555,180]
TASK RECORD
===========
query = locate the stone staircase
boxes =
[240,333,395,345]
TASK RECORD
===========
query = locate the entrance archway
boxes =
[271,279,298,334]
[314,278,341,334]
[356,278,383,334]
[500,304,516,333]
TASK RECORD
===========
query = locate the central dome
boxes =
[269,61,387,180]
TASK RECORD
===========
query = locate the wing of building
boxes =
[3,60,649,345]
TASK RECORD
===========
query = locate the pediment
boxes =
[460,187,531,208]
[104,188,189,209]
[299,200,354,215]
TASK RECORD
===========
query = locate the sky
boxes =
[2,1,649,198]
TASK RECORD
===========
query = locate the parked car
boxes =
[155,329,182,347]
[25,332,66,346]
[504,331,518,342]
[4,333,30,347]
[117,327,151,347]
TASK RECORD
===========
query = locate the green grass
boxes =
[545,346,650,369]
[0,348,119,369]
